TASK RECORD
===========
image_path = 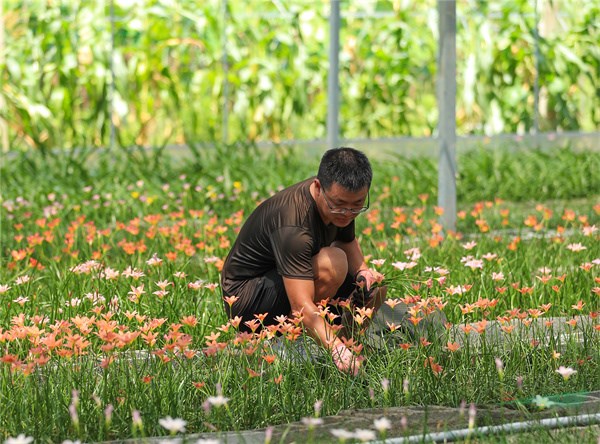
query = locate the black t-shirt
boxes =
[221,178,355,294]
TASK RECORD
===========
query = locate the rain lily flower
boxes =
[0,284,12,294]
[533,395,555,409]
[4,435,34,444]
[146,254,163,266]
[492,272,504,281]
[462,241,477,250]
[373,417,391,433]
[330,428,354,442]
[403,247,421,260]
[159,416,187,434]
[391,261,418,271]
[463,258,484,270]
[370,258,386,266]
[14,275,30,285]
[556,366,577,380]
[206,395,229,407]
[301,417,323,428]
[566,243,586,252]
[353,429,376,442]
[468,403,477,430]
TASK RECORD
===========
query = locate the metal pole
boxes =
[108,0,116,150]
[533,0,540,133]
[369,412,600,444]
[327,0,340,150]
[0,0,9,152]
[221,0,229,144]
[437,0,457,232]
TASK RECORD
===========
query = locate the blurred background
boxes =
[2,0,598,157]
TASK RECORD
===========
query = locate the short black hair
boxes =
[317,147,372,192]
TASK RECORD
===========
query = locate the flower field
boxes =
[1,145,599,443]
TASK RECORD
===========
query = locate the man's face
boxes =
[316,181,369,227]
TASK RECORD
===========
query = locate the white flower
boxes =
[206,395,229,407]
[446,285,470,295]
[566,243,586,252]
[353,429,376,442]
[462,241,477,250]
[463,258,484,270]
[330,428,354,440]
[14,275,30,285]
[146,254,163,266]
[532,395,555,410]
[158,416,187,434]
[373,417,391,432]
[0,284,12,294]
[403,247,421,260]
[556,366,577,380]
[491,272,504,281]
[482,253,497,261]
[4,434,34,444]
[4,433,33,444]
[301,417,323,427]
[391,261,418,271]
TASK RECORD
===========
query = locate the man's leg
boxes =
[312,246,348,302]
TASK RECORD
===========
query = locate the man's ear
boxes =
[313,178,322,192]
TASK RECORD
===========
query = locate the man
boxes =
[221,147,386,374]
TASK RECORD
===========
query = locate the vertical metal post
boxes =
[108,0,116,150]
[221,0,229,144]
[0,0,9,152]
[327,0,340,150]
[533,0,540,133]
[437,0,457,231]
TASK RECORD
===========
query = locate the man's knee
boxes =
[314,246,348,286]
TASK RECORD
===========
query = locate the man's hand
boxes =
[353,268,385,306]
[355,268,384,291]
[331,343,360,376]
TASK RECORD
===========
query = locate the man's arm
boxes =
[283,276,359,375]
[332,238,386,335]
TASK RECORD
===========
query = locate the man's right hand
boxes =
[331,343,360,376]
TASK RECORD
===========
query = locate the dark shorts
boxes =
[223,270,356,333]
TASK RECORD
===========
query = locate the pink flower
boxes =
[392,261,418,271]
[566,243,586,252]
[462,241,477,250]
[556,366,577,380]
[159,416,186,434]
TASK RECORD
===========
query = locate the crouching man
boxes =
[221,147,386,374]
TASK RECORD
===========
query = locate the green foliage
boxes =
[1,0,599,152]
[0,146,598,442]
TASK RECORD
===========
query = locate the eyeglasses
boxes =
[321,188,369,215]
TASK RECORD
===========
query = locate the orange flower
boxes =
[424,357,443,376]
[446,341,460,352]
[262,354,276,365]
[274,374,283,384]
[181,316,198,327]
[142,375,153,384]
[245,366,261,378]
[571,300,585,311]
[223,295,239,307]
